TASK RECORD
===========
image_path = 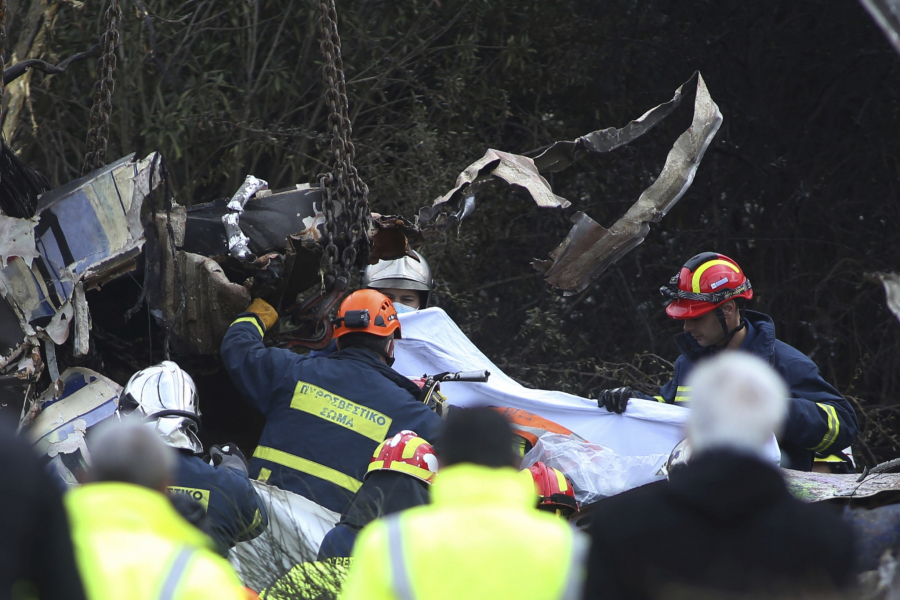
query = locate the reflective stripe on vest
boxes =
[158,547,194,600]
[385,514,586,600]
[385,515,415,600]
[253,445,363,493]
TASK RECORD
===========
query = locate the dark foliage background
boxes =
[5,0,900,465]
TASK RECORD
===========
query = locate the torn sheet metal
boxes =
[784,469,900,503]
[27,367,121,458]
[418,149,570,226]
[534,73,723,293]
[0,216,40,268]
[370,214,422,263]
[0,152,161,345]
[870,272,900,324]
[859,0,900,55]
[223,175,269,262]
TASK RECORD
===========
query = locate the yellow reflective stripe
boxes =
[371,441,387,461]
[290,381,392,442]
[691,260,740,293]
[674,397,691,403]
[811,403,841,453]
[231,316,264,337]
[257,467,272,482]
[377,460,434,483]
[401,437,427,459]
[253,446,362,493]
[167,486,210,511]
[676,386,691,392]
[236,508,265,540]
[554,468,568,492]
[654,396,666,403]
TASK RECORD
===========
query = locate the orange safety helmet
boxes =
[366,430,439,485]
[659,252,753,320]
[332,289,402,340]
[522,461,579,514]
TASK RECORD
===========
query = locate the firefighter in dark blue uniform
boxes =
[596,253,858,471]
[121,362,268,552]
[220,289,442,514]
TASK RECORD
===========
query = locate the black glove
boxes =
[209,443,249,474]
[597,387,634,414]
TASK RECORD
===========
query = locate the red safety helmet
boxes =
[522,461,579,514]
[660,252,753,319]
[333,289,401,340]
[366,430,438,485]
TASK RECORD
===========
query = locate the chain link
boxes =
[316,0,371,290]
[82,0,121,176]
[0,0,7,102]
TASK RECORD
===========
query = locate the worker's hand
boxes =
[596,387,634,414]
[209,443,249,474]
[246,298,279,331]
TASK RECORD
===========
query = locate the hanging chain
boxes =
[82,0,121,176]
[0,0,7,102]
[316,0,371,290]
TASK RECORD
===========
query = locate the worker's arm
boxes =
[220,299,300,415]
[777,350,858,456]
[338,521,396,600]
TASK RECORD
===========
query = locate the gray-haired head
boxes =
[686,352,788,459]
[87,420,177,491]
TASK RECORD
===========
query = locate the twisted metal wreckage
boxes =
[3,1,900,584]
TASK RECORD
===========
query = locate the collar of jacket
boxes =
[668,449,786,522]
[430,463,535,510]
[674,310,777,362]
[329,347,423,399]
[66,482,216,551]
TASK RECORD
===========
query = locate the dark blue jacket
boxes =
[220,315,442,514]
[168,451,268,551]
[650,311,858,471]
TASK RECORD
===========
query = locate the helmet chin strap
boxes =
[714,306,747,346]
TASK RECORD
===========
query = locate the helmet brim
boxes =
[665,299,716,320]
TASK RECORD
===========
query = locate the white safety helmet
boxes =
[361,250,433,308]
[121,361,202,454]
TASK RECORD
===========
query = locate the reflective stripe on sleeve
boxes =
[386,515,415,600]
[231,316,264,337]
[654,396,666,403]
[810,403,841,453]
[253,446,362,493]
[158,547,195,600]
[674,386,691,403]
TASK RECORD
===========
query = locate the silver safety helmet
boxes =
[361,250,434,307]
[121,361,202,454]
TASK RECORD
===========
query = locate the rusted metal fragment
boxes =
[370,214,422,263]
[0,216,40,268]
[418,149,570,227]
[534,73,723,293]
[859,0,900,55]
[870,272,900,324]
[784,468,900,503]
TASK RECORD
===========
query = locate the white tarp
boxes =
[393,307,780,463]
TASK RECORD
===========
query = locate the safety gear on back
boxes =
[121,361,202,453]
[522,461,579,514]
[366,430,438,484]
[333,289,401,340]
[660,252,753,320]
[362,250,433,307]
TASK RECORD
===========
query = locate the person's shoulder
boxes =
[179,548,246,599]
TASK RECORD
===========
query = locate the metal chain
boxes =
[0,0,7,102]
[82,0,121,176]
[316,0,371,290]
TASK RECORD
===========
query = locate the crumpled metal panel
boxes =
[784,469,900,502]
[0,216,40,268]
[534,73,723,293]
[859,0,900,55]
[871,272,900,324]
[0,153,160,346]
[27,367,121,457]
[418,149,570,226]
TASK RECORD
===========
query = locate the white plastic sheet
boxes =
[393,308,781,464]
[521,433,668,505]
